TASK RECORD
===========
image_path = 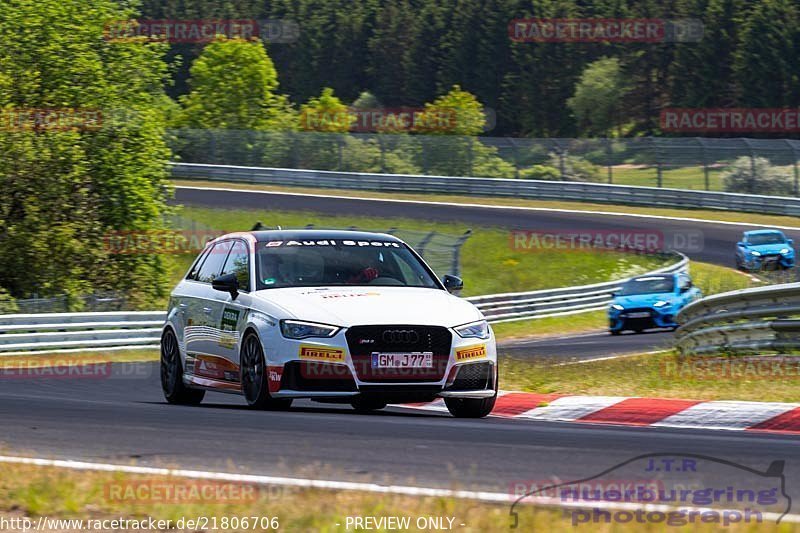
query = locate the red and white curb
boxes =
[402,392,800,434]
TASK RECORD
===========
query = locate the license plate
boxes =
[371,352,433,368]
[626,312,651,318]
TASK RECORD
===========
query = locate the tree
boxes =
[299,87,353,132]
[179,37,290,130]
[415,85,486,135]
[723,157,793,196]
[568,57,628,136]
[0,0,173,306]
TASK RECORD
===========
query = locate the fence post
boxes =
[605,138,613,184]
[451,230,472,278]
[417,231,437,258]
[785,140,799,196]
[698,138,710,191]
[558,149,567,180]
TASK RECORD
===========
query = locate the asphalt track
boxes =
[1,362,799,505]
[499,329,673,361]
[174,185,800,268]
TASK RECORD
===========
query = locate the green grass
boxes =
[0,463,793,532]
[176,206,670,297]
[609,165,727,191]
[500,350,800,403]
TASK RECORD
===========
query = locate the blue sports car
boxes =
[608,272,702,335]
[735,229,795,271]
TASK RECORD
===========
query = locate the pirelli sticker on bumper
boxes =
[299,345,346,363]
[455,344,487,361]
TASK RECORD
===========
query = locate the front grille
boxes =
[448,362,493,391]
[620,307,652,317]
[346,325,452,382]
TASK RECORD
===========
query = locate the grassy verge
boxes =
[172,178,800,229]
[176,206,670,297]
[0,463,786,532]
[0,349,158,368]
[500,350,800,403]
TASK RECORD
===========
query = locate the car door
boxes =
[210,238,253,370]
[184,240,232,363]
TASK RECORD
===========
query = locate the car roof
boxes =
[248,229,403,243]
[744,229,784,236]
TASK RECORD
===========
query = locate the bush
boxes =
[519,164,561,180]
[0,287,18,314]
[723,156,794,196]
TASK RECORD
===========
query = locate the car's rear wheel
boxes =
[161,329,205,405]
[240,333,292,410]
[350,396,387,412]
[445,369,498,418]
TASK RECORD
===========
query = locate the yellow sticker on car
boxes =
[299,345,346,362]
[455,344,487,361]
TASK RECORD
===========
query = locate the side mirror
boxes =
[788,238,794,246]
[442,274,464,294]
[212,273,239,299]
[736,242,745,247]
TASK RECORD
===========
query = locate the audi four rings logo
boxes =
[382,329,420,344]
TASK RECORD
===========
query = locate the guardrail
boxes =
[1,254,687,353]
[675,283,800,355]
[0,312,164,354]
[467,253,689,323]
[171,163,800,216]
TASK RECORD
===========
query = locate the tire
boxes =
[609,329,621,336]
[350,396,387,412]
[240,333,292,410]
[444,368,498,418]
[161,329,205,405]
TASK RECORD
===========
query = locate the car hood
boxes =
[745,243,790,254]
[613,292,675,308]
[252,286,484,327]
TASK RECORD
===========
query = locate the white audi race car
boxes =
[160,230,498,418]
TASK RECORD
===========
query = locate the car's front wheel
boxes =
[240,333,292,410]
[445,372,498,418]
[161,329,205,405]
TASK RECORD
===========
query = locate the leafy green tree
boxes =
[179,37,290,130]
[299,87,353,133]
[568,57,628,136]
[415,85,486,135]
[0,0,173,306]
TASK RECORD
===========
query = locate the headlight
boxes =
[781,248,791,255]
[610,304,624,311]
[280,320,340,339]
[750,250,761,256]
[653,300,670,308]
[454,320,491,339]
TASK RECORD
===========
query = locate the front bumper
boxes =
[609,306,677,332]
[267,324,497,402]
[742,253,795,270]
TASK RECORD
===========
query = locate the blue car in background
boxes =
[608,272,702,335]
[735,229,795,271]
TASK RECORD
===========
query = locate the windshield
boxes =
[747,232,785,246]
[619,276,674,296]
[255,239,441,290]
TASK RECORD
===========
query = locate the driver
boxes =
[346,252,381,284]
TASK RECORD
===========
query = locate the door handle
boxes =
[202,307,213,314]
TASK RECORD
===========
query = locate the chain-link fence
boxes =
[169,130,800,195]
[4,224,472,314]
